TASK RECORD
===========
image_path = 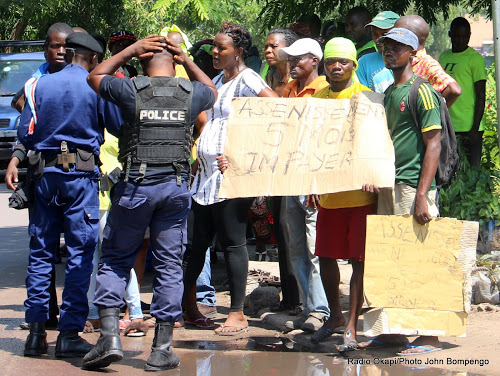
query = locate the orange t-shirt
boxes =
[282,75,329,98]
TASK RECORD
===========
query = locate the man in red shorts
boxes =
[307,37,376,351]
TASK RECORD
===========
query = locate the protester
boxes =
[263,28,298,96]
[356,11,400,92]
[261,27,303,314]
[439,17,486,167]
[360,28,443,355]
[18,31,122,358]
[277,38,330,333]
[394,15,462,107]
[300,37,376,348]
[82,35,216,370]
[345,6,376,58]
[182,21,277,335]
[108,30,138,78]
[297,13,322,40]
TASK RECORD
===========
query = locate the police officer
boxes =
[6,23,74,332]
[82,35,216,371]
[17,32,122,358]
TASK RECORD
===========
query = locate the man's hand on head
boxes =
[133,35,166,60]
[163,38,188,65]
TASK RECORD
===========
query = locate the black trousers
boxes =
[183,198,253,312]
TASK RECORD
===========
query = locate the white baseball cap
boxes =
[277,38,323,60]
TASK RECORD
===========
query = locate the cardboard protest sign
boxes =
[219,92,395,198]
[363,215,479,337]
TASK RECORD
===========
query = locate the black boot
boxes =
[144,321,180,371]
[55,329,93,358]
[24,322,48,356]
[82,307,123,370]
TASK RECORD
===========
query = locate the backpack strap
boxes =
[408,76,427,130]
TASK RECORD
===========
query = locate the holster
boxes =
[28,152,44,179]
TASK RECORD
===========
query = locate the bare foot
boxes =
[398,336,442,355]
[322,314,346,331]
[88,319,100,330]
[214,311,248,334]
[358,334,409,348]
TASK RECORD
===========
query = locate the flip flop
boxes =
[184,317,216,329]
[336,340,358,352]
[119,319,131,332]
[335,329,358,352]
[310,326,335,344]
[124,321,149,337]
[216,324,249,336]
[396,344,443,356]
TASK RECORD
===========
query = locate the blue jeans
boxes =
[196,248,216,307]
[280,196,329,317]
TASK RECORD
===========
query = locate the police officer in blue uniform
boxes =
[17,32,122,358]
[82,35,216,371]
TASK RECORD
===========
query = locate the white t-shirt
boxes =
[192,68,269,205]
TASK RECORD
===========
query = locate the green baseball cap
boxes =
[366,11,400,30]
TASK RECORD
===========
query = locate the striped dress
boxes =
[192,68,269,205]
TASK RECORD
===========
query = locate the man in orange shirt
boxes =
[279,38,329,98]
[277,39,330,333]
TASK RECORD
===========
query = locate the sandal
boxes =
[119,319,131,332]
[336,329,358,352]
[124,321,149,337]
[184,317,216,329]
[216,324,249,336]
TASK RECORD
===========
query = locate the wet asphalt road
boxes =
[0,180,486,376]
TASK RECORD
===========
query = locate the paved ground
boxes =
[0,178,499,376]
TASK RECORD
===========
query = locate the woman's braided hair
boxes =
[219,21,252,59]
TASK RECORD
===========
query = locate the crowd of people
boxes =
[4,5,486,371]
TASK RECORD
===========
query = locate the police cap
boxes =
[66,32,103,54]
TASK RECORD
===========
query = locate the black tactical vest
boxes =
[119,76,193,180]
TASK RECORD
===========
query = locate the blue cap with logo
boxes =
[377,27,419,50]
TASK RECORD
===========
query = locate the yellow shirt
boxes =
[99,130,122,211]
[312,82,376,209]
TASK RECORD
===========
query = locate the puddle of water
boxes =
[172,337,483,375]
[175,350,478,376]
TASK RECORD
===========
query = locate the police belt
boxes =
[43,149,98,172]
[124,159,190,186]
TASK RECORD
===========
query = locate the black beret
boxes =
[66,32,103,54]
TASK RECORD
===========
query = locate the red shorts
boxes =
[315,204,375,261]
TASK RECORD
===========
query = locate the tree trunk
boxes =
[7,19,26,53]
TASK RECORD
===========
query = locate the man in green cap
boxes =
[357,11,400,92]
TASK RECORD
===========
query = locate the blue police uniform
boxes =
[17,64,122,332]
[92,76,214,323]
